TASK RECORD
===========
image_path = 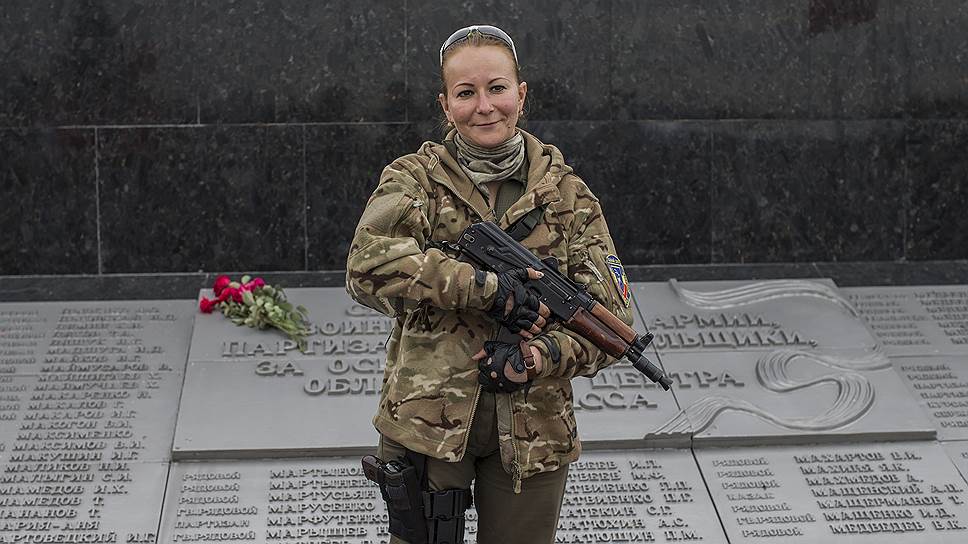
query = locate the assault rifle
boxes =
[450,221,672,391]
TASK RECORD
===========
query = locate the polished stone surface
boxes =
[0,129,98,275]
[0,0,195,126]
[527,121,713,265]
[696,441,968,542]
[906,121,968,260]
[98,126,306,273]
[159,449,729,544]
[2,262,966,303]
[815,260,968,287]
[306,124,425,271]
[3,2,968,275]
[710,121,907,262]
[634,279,879,354]
[612,0,905,119]
[627,262,824,282]
[844,286,968,356]
[195,0,406,124]
[905,2,968,118]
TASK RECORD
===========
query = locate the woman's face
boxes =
[438,45,527,148]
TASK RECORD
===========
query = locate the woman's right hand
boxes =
[488,267,551,339]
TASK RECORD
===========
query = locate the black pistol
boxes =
[361,455,429,543]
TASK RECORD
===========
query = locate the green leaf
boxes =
[242,291,255,306]
[241,274,251,284]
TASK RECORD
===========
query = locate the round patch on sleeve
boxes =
[605,254,631,308]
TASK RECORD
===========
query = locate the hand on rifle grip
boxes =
[487,267,551,338]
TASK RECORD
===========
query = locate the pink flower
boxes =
[199,297,218,313]
[216,287,242,303]
[213,275,232,296]
[242,277,266,292]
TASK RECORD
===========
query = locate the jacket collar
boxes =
[422,129,565,225]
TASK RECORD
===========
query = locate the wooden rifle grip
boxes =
[563,307,627,358]
[589,302,637,344]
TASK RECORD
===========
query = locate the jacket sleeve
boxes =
[345,159,498,316]
[529,182,635,379]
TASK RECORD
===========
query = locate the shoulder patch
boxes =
[605,255,631,308]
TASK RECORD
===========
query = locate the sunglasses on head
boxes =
[439,25,519,66]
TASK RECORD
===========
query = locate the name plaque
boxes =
[175,288,393,457]
[696,441,968,543]
[890,355,968,441]
[158,450,727,543]
[632,280,878,355]
[844,286,968,356]
[648,349,934,445]
[0,300,194,544]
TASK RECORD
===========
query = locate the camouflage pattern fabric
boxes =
[346,129,634,491]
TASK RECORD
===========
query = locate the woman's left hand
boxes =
[472,344,542,384]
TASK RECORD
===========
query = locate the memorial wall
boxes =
[1,279,967,542]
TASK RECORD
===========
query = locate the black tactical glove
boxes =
[486,268,541,333]
[478,340,537,394]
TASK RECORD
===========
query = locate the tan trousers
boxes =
[378,392,569,544]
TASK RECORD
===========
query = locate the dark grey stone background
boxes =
[2,1,966,275]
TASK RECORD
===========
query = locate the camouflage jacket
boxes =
[345,129,634,490]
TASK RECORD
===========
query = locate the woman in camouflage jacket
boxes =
[346,24,634,544]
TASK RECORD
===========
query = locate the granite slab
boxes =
[697,441,968,542]
[649,349,934,445]
[634,279,879,355]
[892,355,968,441]
[159,449,728,543]
[0,461,169,544]
[172,357,380,458]
[0,300,193,463]
[844,286,968,356]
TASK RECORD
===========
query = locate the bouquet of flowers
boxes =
[199,274,311,350]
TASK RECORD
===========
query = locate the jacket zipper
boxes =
[509,392,523,494]
[455,385,482,462]
[428,157,525,484]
